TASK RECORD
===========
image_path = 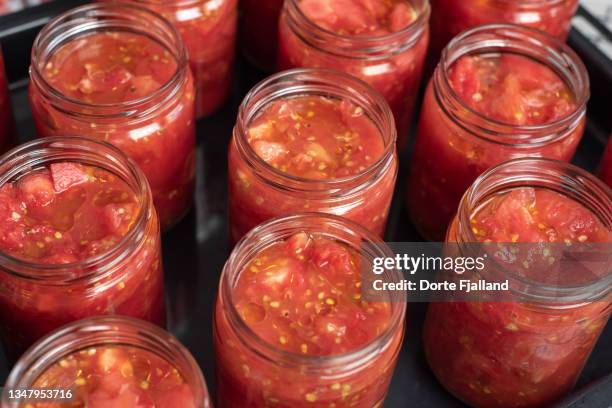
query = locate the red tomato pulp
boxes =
[29,346,197,408]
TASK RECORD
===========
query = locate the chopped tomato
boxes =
[50,162,90,193]
[449,54,576,125]
[29,346,200,408]
[299,0,415,36]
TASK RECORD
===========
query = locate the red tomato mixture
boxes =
[0,52,15,154]
[30,31,196,230]
[599,137,612,188]
[27,346,197,408]
[137,0,237,117]
[408,54,584,240]
[278,0,429,146]
[428,0,578,72]
[240,0,284,71]
[229,95,396,241]
[424,188,611,408]
[215,232,402,407]
[0,163,165,360]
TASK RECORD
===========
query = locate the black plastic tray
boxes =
[0,2,610,407]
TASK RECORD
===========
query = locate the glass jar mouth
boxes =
[455,158,612,305]
[2,316,209,408]
[435,24,589,146]
[234,68,397,197]
[220,213,407,373]
[30,3,189,119]
[284,0,430,59]
[0,137,153,284]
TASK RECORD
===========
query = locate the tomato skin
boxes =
[423,190,611,408]
[277,0,429,148]
[407,53,584,241]
[215,232,403,407]
[0,164,166,362]
[30,31,196,231]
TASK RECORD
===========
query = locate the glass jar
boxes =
[29,3,196,231]
[0,137,165,362]
[407,24,589,241]
[214,213,406,407]
[424,158,612,408]
[2,316,210,407]
[428,0,578,73]
[277,0,430,148]
[240,0,284,71]
[0,50,15,154]
[130,0,238,117]
[228,68,398,243]
[598,135,612,188]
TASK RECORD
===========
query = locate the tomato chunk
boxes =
[29,346,200,408]
[0,163,140,263]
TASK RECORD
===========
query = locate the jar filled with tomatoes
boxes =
[214,213,406,407]
[29,3,196,231]
[424,158,611,408]
[407,24,589,241]
[2,316,210,407]
[0,137,165,362]
[228,68,398,243]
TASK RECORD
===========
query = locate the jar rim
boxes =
[2,316,209,408]
[219,213,407,372]
[0,137,154,283]
[234,68,397,198]
[455,157,612,305]
[434,24,589,146]
[29,3,189,119]
[284,0,430,59]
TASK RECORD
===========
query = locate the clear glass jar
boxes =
[598,134,612,188]
[214,213,406,407]
[428,0,578,73]
[0,49,15,154]
[277,0,430,147]
[424,158,612,408]
[29,3,196,231]
[407,24,589,241]
[0,137,165,362]
[228,68,398,243]
[131,0,238,117]
[2,316,210,407]
[240,0,284,71]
